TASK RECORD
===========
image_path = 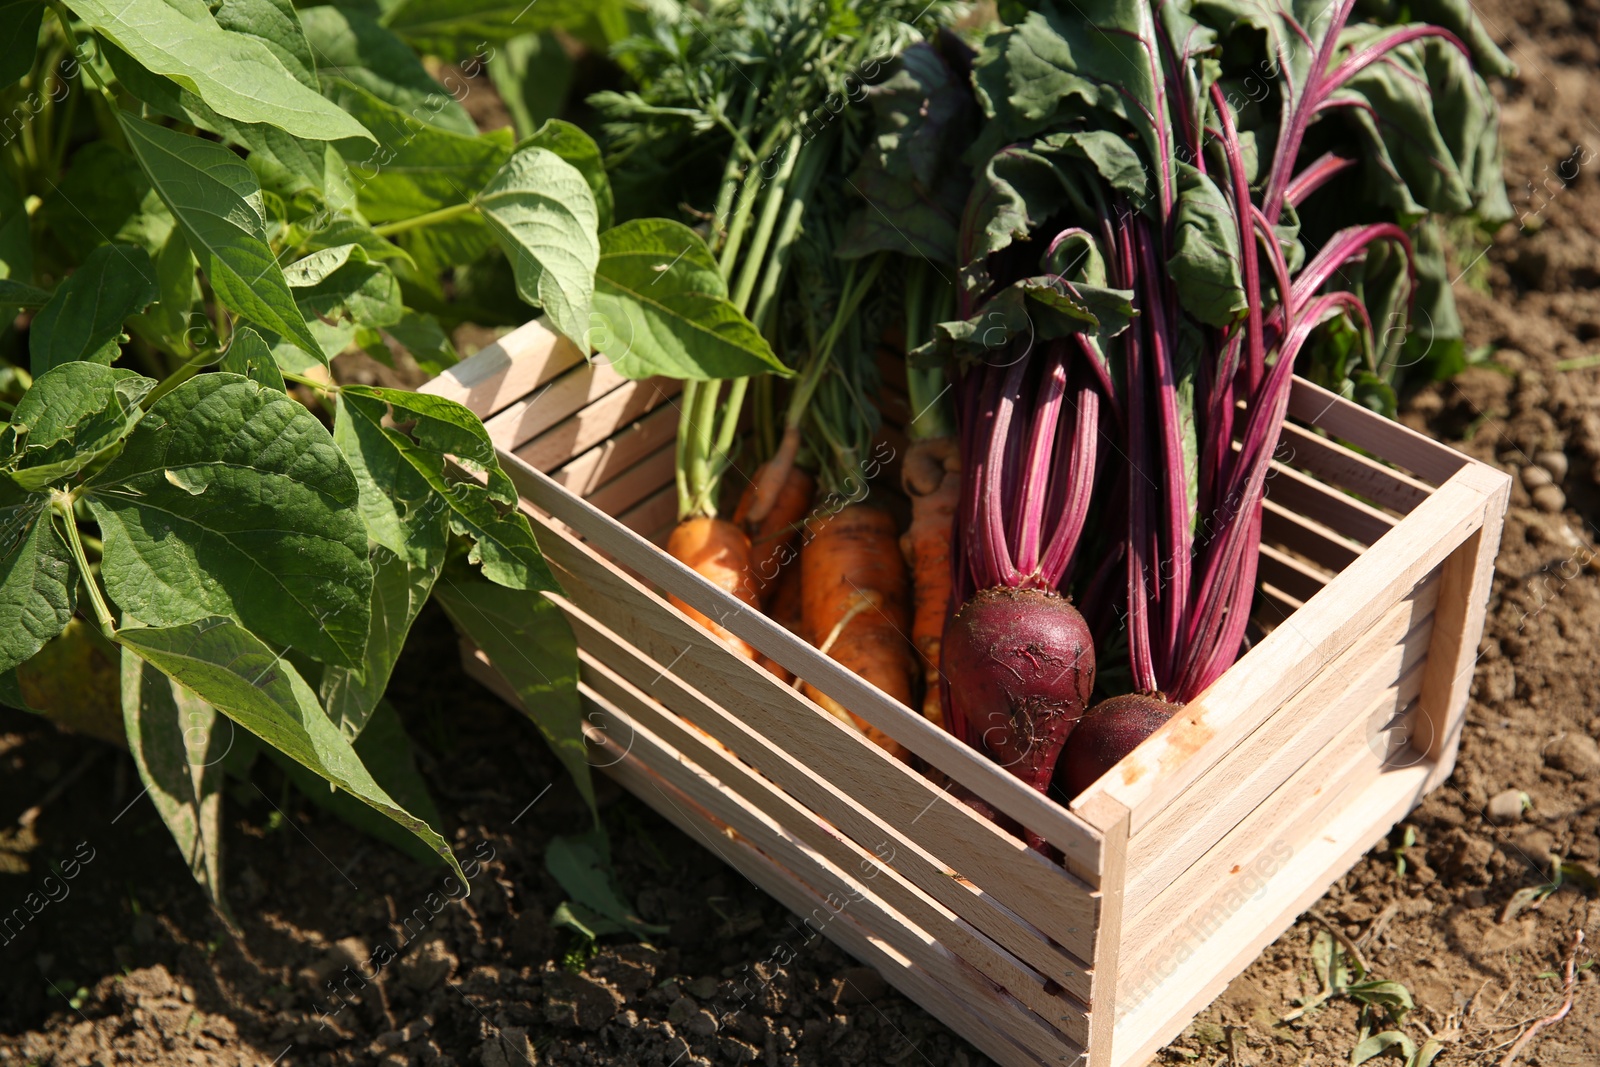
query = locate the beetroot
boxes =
[944,587,1095,793]
[1059,692,1180,798]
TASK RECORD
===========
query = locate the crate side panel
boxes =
[514,377,680,474]
[1288,379,1469,485]
[546,403,680,495]
[1123,575,1438,913]
[528,519,1106,963]
[1109,758,1437,1067]
[1276,423,1432,515]
[568,637,1096,1020]
[582,692,1084,1067]
[416,320,583,418]
[1118,672,1425,987]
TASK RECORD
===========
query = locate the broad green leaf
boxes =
[591,218,783,381]
[0,0,45,90]
[116,616,463,881]
[218,325,286,391]
[295,215,415,271]
[840,42,977,263]
[29,244,159,374]
[63,0,373,142]
[476,146,599,347]
[266,697,446,865]
[0,279,51,308]
[331,81,512,222]
[284,243,403,329]
[544,831,667,936]
[432,569,590,816]
[337,385,556,590]
[1166,164,1247,329]
[490,32,573,142]
[0,488,75,674]
[320,548,441,739]
[121,649,231,917]
[300,5,476,136]
[146,227,199,341]
[518,119,613,232]
[214,0,317,89]
[39,144,176,260]
[2,363,155,490]
[86,374,372,667]
[119,113,325,364]
[383,310,457,375]
[381,0,598,46]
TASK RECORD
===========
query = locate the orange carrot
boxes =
[799,504,915,761]
[739,424,803,528]
[900,436,960,729]
[734,461,815,605]
[665,517,760,660]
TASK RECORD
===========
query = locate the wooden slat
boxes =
[1122,584,1437,917]
[501,454,1108,874]
[1119,665,1426,983]
[1264,460,1397,545]
[1288,379,1470,486]
[1261,500,1362,574]
[516,377,681,474]
[1109,757,1437,1067]
[1277,422,1432,514]
[1078,466,1494,833]
[582,698,1068,1067]
[573,653,1092,1045]
[526,519,1106,961]
[615,484,677,539]
[415,319,585,419]
[1076,795,1131,1067]
[548,403,680,496]
[1255,543,1329,605]
[483,359,628,451]
[585,443,677,519]
[551,617,1096,1009]
[1415,467,1510,771]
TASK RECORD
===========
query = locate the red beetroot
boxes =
[943,587,1095,793]
[1060,692,1180,798]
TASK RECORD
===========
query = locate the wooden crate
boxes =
[421,320,1509,1067]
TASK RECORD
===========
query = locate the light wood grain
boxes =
[1122,593,1436,918]
[615,484,678,540]
[583,698,1075,1067]
[500,452,1109,873]
[483,359,628,452]
[1261,499,1362,574]
[527,515,1106,960]
[416,319,584,418]
[1120,668,1426,987]
[1277,422,1432,514]
[516,377,680,475]
[569,660,1093,1047]
[1288,379,1470,486]
[1077,467,1492,833]
[1074,794,1131,1067]
[1256,543,1331,604]
[553,603,1098,1000]
[586,443,677,518]
[1415,465,1511,767]
[1109,757,1437,1067]
[547,402,680,496]
[1264,459,1397,545]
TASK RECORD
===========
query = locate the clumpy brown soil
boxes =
[3,2,1598,1065]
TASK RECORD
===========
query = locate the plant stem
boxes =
[730,129,803,316]
[52,494,116,637]
[371,200,478,238]
[142,349,216,409]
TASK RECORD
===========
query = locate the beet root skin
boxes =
[943,587,1095,793]
[1060,692,1181,797]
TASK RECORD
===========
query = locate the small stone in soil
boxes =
[1522,464,1553,489]
[1544,732,1600,777]
[1486,789,1526,824]
[1535,449,1569,480]
[1531,484,1566,512]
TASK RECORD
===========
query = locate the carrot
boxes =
[733,461,815,605]
[799,504,915,761]
[665,517,760,660]
[739,425,803,528]
[900,436,959,729]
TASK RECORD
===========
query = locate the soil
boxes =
[3,2,1598,1066]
